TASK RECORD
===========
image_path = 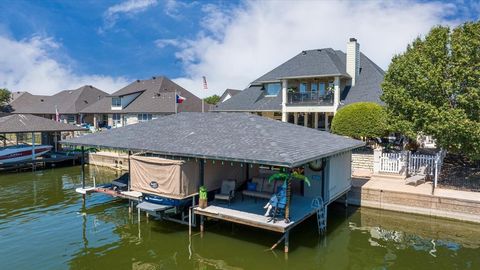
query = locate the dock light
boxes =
[221,161,224,165]
[231,162,233,166]
[240,163,243,167]
[212,160,215,164]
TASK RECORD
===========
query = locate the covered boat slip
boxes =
[62,112,364,252]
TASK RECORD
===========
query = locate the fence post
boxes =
[373,147,382,174]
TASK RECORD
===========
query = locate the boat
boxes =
[0,144,53,164]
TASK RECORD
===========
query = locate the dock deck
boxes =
[194,196,317,233]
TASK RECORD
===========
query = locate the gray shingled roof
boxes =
[0,114,86,133]
[62,112,363,167]
[215,49,384,112]
[215,86,282,111]
[8,85,107,114]
[254,48,350,82]
[81,76,202,114]
[219,89,242,103]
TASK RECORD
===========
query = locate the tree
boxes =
[203,94,220,105]
[381,22,480,159]
[268,169,310,223]
[0,88,11,106]
[331,102,388,139]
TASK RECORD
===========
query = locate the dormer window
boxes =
[112,97,121,108]
[265,83,281,96]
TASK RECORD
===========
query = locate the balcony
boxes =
[287,91,334,106]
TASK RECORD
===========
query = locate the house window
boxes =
[67,115,76,124]
[137,114,152,122]
[112,114,122,126]
[311,83,318,93]
[319,83,326,96]
[112,97,121,107]
[299,83,308,93]
[265,83,281,96]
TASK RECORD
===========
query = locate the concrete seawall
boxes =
[348,177,480,224]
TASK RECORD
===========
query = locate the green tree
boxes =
[381,22,480,159]
[331,102,388,139]
[268,169,310,223]
[0,88,11,106]
[203,94,220,105]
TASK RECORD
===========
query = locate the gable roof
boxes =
[215,49,385,112]
[8,85,107,114]
[62,112,363,168]
[0,114,86,133]
[219,89,242,103]
[254,48,350,83]
[81,76,202,114]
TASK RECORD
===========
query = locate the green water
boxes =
[0,166,479,270]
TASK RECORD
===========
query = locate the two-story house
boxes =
[8,85,108,124]
[215,38,384,130]
[81,76,203,128]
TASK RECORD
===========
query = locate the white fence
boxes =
[408,153,436,176]
[380,152,403,173]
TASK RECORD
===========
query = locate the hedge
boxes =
[331,102,388,139]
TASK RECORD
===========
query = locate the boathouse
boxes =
[62,112,363,252]
[0,113,86,170]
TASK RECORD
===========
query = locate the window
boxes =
[265,83,281,96]
[67,115,76,124]
[112,97,121,107]
[137,114,152,122]
[299,83,308,93]
[311,83,318,93]
[112,114,122,126]
[319,83,326,96]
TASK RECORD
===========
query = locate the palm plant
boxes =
[268,168,310,223]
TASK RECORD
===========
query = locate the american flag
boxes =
[202,76,208,90]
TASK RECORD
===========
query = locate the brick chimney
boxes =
[346,38,360,86]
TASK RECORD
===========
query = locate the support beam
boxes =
[284,231,290,253]
[304,113,309,127]
[333,76,340,110]
[200,159,205,186]
[281,79,288,122]
[293,113,299,125]
[314,113,319,129]
[81,146,86,189]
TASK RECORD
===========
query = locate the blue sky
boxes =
[0,0,478,97]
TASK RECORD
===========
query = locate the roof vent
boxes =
[137,80,141,83]
[152,76,156,80]
[317,49,322,52]
[301,51,307,55]
[349,38,357,42]
[40,99,44,102]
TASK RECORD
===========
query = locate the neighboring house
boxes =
[11,91,26,101]
[8,85,107,125]
[215,38,384,130]
[81,76,203,128]
[219,89,242,103]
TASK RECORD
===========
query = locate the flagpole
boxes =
[174,90,177,115]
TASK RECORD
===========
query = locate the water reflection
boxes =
[1,167,479,270]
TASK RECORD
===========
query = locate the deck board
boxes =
[194,196,317,233]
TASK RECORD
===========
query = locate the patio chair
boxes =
[214,180,236,205]
[267,192,287,223]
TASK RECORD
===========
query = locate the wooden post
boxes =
[200,215,204,233]
[284,231,290,253]
[128,151,132,191]
[188,207,192,236]
[81,146,86,189]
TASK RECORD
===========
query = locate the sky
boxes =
[0,0,478,98]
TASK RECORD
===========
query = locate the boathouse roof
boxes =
[62,112,363,167]
[0,114,86,133]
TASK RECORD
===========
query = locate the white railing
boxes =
[380,152,402,173]
[408,153,436,176]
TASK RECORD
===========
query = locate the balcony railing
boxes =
[287,92,334,106]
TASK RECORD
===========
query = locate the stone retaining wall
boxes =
[352,153,374,172]
[88,151,129,171]
[348,184,480,224]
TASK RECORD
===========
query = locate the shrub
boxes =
[331,102,388,139]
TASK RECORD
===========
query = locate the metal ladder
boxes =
[311,197,327,235]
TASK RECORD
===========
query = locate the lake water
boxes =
[0,166,479,269]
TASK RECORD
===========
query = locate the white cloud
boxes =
[0,35,129,94]
[171,0,458,98]
[155,38,183,49]
[102,0,158,30]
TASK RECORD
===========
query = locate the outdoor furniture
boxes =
[214,180,236,205]
[405,166,427,186]
[242,177,277,201]
[266,184,287,223]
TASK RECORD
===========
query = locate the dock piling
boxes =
[284,231,290,253]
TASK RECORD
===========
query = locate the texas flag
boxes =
[176,94,186,104]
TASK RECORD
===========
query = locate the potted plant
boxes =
[199,186,208,208]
